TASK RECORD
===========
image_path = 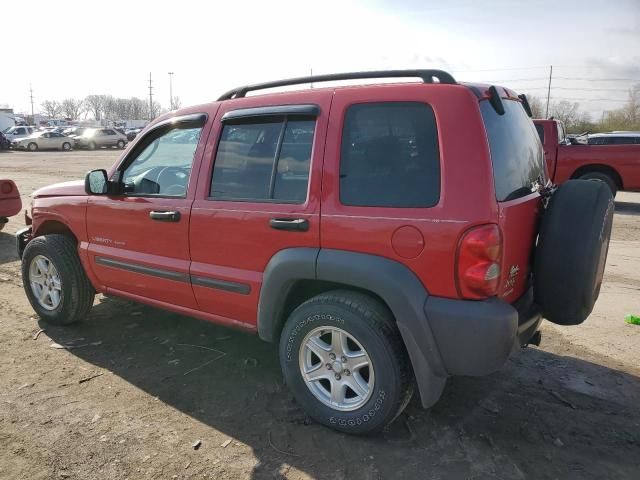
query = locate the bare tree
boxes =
[61,98,85,120]
[550,101,580,129]
[527,95,545,118]
[41,100,62,119]
[85,95,105,121]
[171,96,182,110]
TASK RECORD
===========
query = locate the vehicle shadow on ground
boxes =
[0,231,19,265]
[615,200,640,216]
[42,296,640,479]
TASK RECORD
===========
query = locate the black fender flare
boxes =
[258,247,448,408]
[258,248,318,342]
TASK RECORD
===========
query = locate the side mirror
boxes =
[85,169,109,195]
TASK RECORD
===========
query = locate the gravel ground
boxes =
[1,149,639,479]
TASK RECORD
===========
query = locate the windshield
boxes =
[481,99,546,201]
[3,126,17,134]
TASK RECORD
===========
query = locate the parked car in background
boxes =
[12,132,74,151]
[63,127,88,139]
[74,128,127,150]
[0,179,21,231]
[3,126,36,142]
[0,132,10,150]
[588,132,640,145]
[534,118,640,195]
[17,70,614,434]
[125,128,142,141]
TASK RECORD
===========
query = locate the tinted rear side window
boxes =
[612,136,637,145]
[340,102,440,208]
[211,117,315,203]
[481,100,545,202]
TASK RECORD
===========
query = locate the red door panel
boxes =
[189,90,332,327]
[86,196,197,308]
[85,109,215,309]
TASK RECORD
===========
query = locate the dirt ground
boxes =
[1,149,639,480]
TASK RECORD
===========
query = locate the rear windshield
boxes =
[481,99,545,201]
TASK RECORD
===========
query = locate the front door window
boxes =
[121,126,202,197]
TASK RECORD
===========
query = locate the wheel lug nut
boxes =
[334,373,341,380]
[344,369,351,376]
[329,353,336,360]
[326,363,332,370]
[341,356,347,363]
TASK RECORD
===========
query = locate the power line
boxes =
[554,77,638,82]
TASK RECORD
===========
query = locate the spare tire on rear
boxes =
[534,180,614,325]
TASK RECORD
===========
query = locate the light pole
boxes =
[168,72,174,110]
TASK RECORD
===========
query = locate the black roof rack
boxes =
[217,69,456,101]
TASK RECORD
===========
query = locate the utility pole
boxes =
[310,67,313,89]
[168,72,174,110]
[29,84,35,123]
[545,65,553,118]
[148,72,154,121]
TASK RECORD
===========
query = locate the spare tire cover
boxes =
[534,180,614,325]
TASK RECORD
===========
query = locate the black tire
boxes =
[28,142,38,151]
[579,171,618,197]
[0,218,6,232]
[62,142,71,151]
[280,290,413,434]
[88,141,96,150]
[21,234,95,325]
[117,140,125,149]
[534,180,614,325]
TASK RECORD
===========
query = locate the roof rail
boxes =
[217,69,456,101]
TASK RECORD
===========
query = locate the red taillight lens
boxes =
[1,182,12,194]
[456,224,502,299]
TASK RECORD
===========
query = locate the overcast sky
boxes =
[1,0,638,118]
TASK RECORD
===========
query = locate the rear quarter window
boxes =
[481,100,545,202]
[340,102,440,208]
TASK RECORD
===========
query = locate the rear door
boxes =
[189,91,331,328]
[480,98,545,302]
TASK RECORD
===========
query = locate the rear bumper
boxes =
[425,287,542,377]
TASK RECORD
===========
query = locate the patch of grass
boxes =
[625,314,640,326]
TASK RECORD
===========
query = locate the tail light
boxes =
[456,224,502,299]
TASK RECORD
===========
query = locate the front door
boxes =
[189,91,331,328]
[85,114,209,309]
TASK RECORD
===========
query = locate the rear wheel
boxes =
[578,171,618,197]
[534,180,614,325]
[88,141,96,150]
[28,142,38,151]
[117,140,125,149]
[280,290,413,434]
[21,234,95,325]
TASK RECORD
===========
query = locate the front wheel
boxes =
[28,142,38,151]
[62,142,71,151]
[280,290,413,434]
[117,140,125,149]
[21,234,95,325]
[87,141,96,150]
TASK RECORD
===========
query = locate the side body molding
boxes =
[258,247,448,408]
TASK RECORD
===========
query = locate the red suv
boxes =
[16,70,613,434]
